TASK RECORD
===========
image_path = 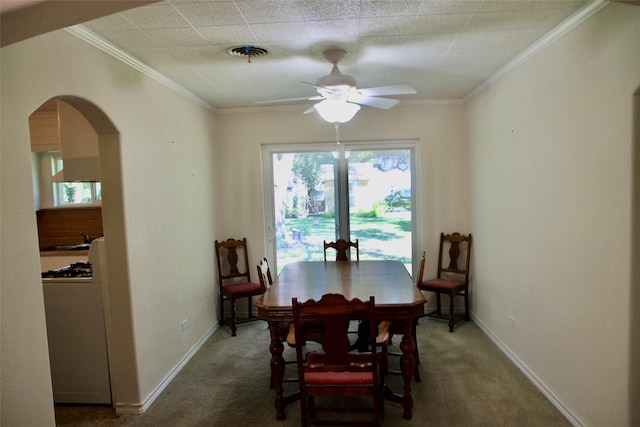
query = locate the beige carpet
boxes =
[54,318,572,426]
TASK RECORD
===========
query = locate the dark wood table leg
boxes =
[398,319,416,419]
[382,319,416,419]
[268,321,286,420]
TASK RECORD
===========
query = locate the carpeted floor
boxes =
[54,318,572,426]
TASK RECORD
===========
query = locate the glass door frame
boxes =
[261,139,421,276]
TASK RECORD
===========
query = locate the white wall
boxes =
[1,29,218,424]
[466,3,640,426]
[214,103,469,270]
[8,4,635,427]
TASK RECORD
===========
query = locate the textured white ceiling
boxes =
[77,0,598,110]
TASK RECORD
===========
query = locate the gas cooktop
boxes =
[42,262,92,278]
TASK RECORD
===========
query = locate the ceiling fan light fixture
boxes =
[314,99,360,123]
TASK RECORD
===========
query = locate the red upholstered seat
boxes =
[418,232,473,332]
[421,278,464,289]
[223,281,263,297]
[305,371,373,385]
[215,238,266,336]
[292,294,384,426]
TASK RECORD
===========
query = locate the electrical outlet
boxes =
[507,315,515,328]
[181,319,188,331]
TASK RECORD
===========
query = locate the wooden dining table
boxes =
[256,260,426,420]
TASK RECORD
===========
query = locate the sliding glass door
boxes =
[262,141,418,274]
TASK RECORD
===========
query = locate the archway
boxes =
[30,95,137,411]
[630,86,640,425]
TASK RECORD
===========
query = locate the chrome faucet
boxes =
[80,232,91,244]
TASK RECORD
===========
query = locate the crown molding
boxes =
[65,25,216,113]
[67,0,610,113]
[463,0,610,101]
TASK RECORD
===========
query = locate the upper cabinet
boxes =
[29,99,99,157]
[57,100,99,159]
[29,99,100,181]
[29,99,62,152]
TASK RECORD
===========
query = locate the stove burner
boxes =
[42,262,92,278]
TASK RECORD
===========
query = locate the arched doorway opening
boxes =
[630,85,640,425]
[30,95,135,410]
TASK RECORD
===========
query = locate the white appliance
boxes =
[42,237,111,404]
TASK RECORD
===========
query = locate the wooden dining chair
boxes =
[256,256,324,347]
[323,238,359,261]
[214,237,265,336]
[292,294,383,427]
[383,251,426,381]
[257,257,288,387]
[418,232,472,332]
[324,239,361,340]
[256,257,273,291]
[257,257,324,388]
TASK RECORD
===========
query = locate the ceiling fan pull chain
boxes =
[335,122,341,146]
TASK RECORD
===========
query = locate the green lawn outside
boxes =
[276,211,412,272]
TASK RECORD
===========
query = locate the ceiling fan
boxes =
[261,48,417,123]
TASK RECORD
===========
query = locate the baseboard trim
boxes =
[471,314,584,427]
[115,322,219,415]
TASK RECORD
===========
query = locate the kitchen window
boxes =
[54,181,101,205]
[50,154,101,206]
[33,151,101,209]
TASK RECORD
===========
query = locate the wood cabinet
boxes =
[58,100,99,158]
[29,99,99,158]
[30,99,100,181]
[29,99,62,152]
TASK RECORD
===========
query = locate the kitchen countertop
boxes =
[41,250,89,257]
[42,277,93,283]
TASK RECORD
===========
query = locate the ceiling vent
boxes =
[226,45,268,63]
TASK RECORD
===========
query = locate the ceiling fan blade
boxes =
[356,84,416,97]
[303,81,344,98]
[303,106,317,114]
[255,96,323,105]
[349,96,399,109]
[303,81,327,89]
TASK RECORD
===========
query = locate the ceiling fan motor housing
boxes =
[317,66,356,89]
[316,57,356,99]
[258,46,414,114]
[316,48,356,93]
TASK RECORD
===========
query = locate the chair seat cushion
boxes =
[222,281,263,298]
[304,371,373,385]
[419,278,465,291]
